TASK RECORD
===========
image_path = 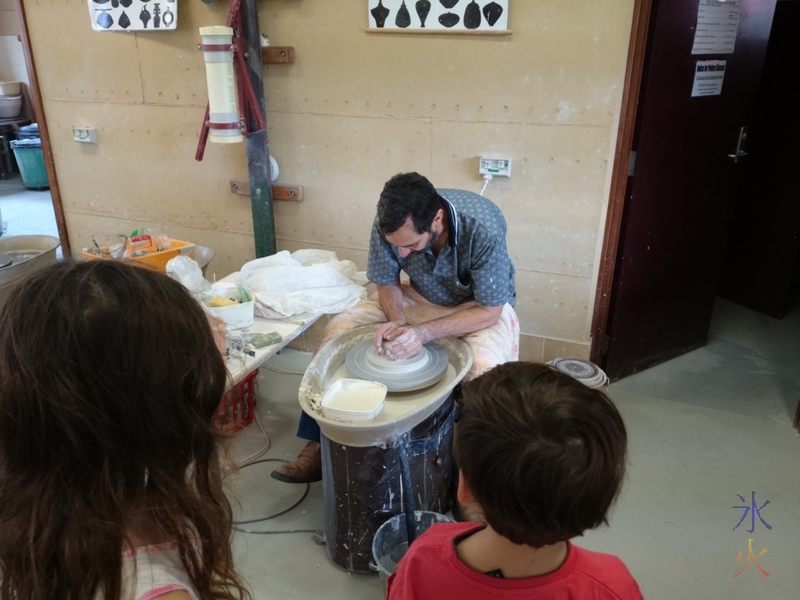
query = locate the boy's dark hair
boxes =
[454,361,628,548]
[377,172,442,235]
[0,260,250,600]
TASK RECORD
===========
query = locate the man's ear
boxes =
[456,470,475,505]
[432,208,444,227]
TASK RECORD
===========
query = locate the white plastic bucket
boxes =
[371,511,453,589]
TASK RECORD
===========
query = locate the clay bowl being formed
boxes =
[346,340,449,392]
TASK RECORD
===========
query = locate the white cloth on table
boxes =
[236,249,366,319]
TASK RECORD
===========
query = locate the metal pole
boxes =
[240,0,276,257]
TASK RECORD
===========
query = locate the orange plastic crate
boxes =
[82,238,195,272]
[215,369,258,433]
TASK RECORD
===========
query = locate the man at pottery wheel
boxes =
[272,171,519,484]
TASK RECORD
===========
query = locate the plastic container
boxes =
[372,511,453,588]
[548,357,609,390]
[204,283,254,329]
[0,235,60,308]
[15,123,39,140]
[82,238,195,272]
[0,82,21,96]
[321,378,386,423]
[9,138,48,189]
[0,94,22,118]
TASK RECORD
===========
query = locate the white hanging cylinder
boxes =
[199,26,243,144]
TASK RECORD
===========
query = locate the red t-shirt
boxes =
[386,523,644,599]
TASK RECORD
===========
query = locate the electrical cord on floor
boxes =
[232,458,322,538]
[225,345,306,467]
[234,410,271,467]
[228,352,324,538]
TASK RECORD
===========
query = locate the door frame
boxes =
[590,0,652,366]
[14,0,71,257]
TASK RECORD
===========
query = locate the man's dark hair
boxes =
[454,362,628,547]
[377,172,442,235]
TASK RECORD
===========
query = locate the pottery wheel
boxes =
[345,340,450,392]
[0,254,12,269]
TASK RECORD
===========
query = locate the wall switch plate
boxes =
[72,128,97,144]
[479,156,512,177]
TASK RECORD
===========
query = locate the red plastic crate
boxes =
[215,369,258,432]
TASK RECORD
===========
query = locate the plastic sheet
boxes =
[235,249,365,318]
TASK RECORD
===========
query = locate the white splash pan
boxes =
[299,324,472,447]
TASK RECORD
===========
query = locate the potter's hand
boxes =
[384,325,427,361]
[375,321,405,356]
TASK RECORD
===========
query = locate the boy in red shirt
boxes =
[387,362,644,599]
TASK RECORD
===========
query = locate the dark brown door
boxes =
[717,1,800,319]
[601,0,777,379]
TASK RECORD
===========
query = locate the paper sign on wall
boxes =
[691,0,742,55]
[691,60,727,97]
[87,0,178,32]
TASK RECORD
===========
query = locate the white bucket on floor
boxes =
[371,511,453,589]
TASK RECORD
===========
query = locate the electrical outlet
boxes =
[479,156,512,177]
[72,128,97,144]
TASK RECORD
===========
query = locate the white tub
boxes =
[0,235,60,308]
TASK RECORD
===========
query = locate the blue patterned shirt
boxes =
[367,189,516,307]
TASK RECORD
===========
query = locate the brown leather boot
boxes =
[271,441,322,483]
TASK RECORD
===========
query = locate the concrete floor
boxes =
[4,171,799,598]
[0,172,57,239]
[231,297,800,600]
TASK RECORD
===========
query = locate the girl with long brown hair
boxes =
[0,260,251,600]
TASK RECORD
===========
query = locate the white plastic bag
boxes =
[236,250,365,318]
[166,255,211,295]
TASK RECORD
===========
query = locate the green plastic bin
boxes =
[9,138,49,190]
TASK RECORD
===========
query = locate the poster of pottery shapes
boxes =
[88,0,178,32]
[368,0,509,32]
